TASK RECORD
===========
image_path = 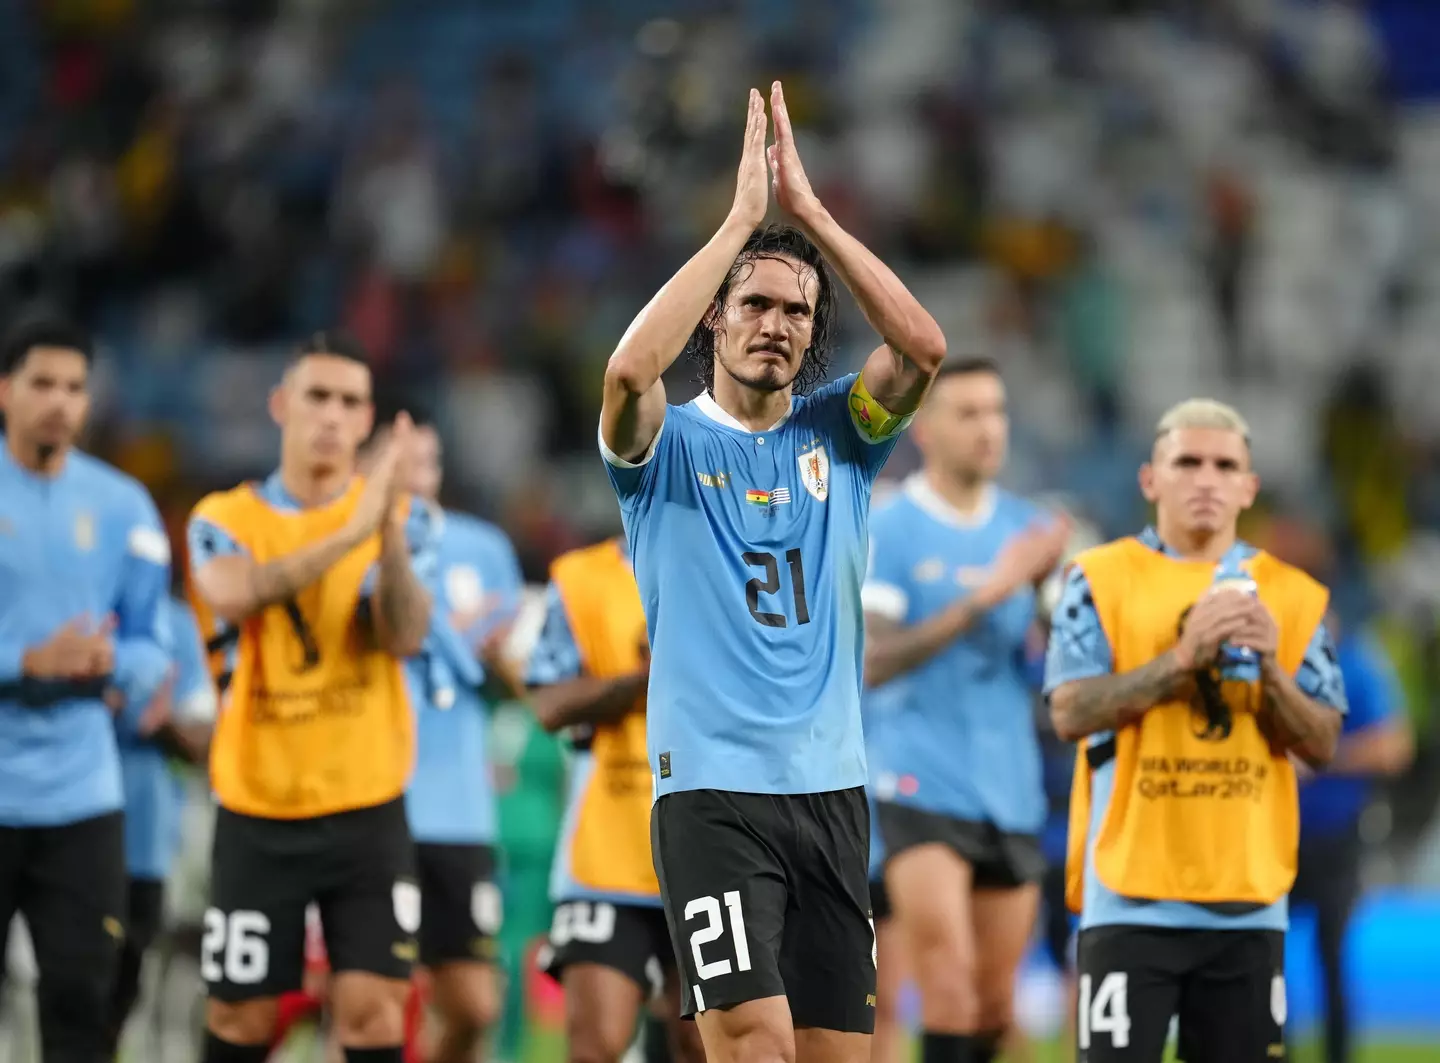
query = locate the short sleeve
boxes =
[1295,621,1349,714]
[525,584,584,686]
[600,418,668,502]
[841,372,912,480]
[1043,566,1114,695]
[187,515,245,575]
[861,516,911,622]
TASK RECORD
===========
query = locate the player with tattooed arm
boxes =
[1044,399,1346,1063]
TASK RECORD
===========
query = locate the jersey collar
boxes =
[904,473,997,529]
[691,390,793,433]
[1137,525,1257,564]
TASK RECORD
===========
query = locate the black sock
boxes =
[344,1048,405,1063]
[202,1032,270,1063]
[922,1031,978,1063]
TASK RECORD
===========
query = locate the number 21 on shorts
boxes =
[1078,971,1130,1051]
[685,891,751,980]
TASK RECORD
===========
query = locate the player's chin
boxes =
[735,358,798,393]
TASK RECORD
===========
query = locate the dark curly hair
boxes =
[684,223,837,397]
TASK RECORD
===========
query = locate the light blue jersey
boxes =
[1043,527,1348,931]
[0,439,172,827]
[404,505,521,845]
[863,475,1046,834]
[118,597,215,880]
[603,374,902,797]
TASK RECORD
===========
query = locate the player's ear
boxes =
[1138,462,1159,504]
[1239,470,1260,511]
[267,384,286,428]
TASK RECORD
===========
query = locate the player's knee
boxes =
[206,996,280,1045]
[568,1024,634,1063]
[442,967,501,1032]
[330,974,409,1046]
[911,936,977,1007]
[974,984,1017,1035]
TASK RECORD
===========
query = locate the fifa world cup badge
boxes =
[798,446,829,502]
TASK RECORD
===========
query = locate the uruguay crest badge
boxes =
[798,445,829,502]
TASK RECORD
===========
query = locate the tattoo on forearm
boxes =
[376,536,429,650]
[1058,651,1191,737]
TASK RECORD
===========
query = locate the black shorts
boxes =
[869,876,893,923]
[651,786,875,1033]
[415,842,502,966]
[0,811,126,1011]
[1076,925,1286,1063]
[204,796,417,1001]
[540,900,672,996]
[876,801,1045,889]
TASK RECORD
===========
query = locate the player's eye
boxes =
[786,303,810,318]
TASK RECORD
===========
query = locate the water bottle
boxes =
[1211,564,1260,682]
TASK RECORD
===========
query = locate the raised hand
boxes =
[976,515,1074,608]
[352,421,405,539]
[731,87,770,229]
[767,81,821,224]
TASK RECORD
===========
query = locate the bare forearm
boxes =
[1324,726,1414,777]
[608,216,756,394]
[218,528,361,622]
[1050,650,1192,742]
[865,601,988,688]
[1258,659,1342,767]
[373,527,431,657]
[798,207,946,375]
[529,672,648,733]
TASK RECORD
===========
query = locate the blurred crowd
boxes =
[1,0,1439,873]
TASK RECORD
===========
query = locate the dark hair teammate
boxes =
[188,332,434,1063]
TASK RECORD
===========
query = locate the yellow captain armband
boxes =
[847,374,913,443]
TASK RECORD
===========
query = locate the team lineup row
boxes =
[0,81,1343,1063]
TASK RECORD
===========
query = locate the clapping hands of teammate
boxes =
[22,615,115,681]
[1226,597,1279,660]
[766,81,823,226]
[974,515,1072,610]
[351,412,416,541]
[1174,587,1258,671]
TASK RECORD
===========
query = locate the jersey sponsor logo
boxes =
[74,511,95,552]
[914,558,945,583]
[745,488,791,508]
[697,471,730,489]
[797,446,829,502]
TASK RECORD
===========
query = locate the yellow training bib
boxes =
[1063,538,1328,912]
[190,480,415,819]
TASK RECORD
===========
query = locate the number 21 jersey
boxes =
[602,373,903,798]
